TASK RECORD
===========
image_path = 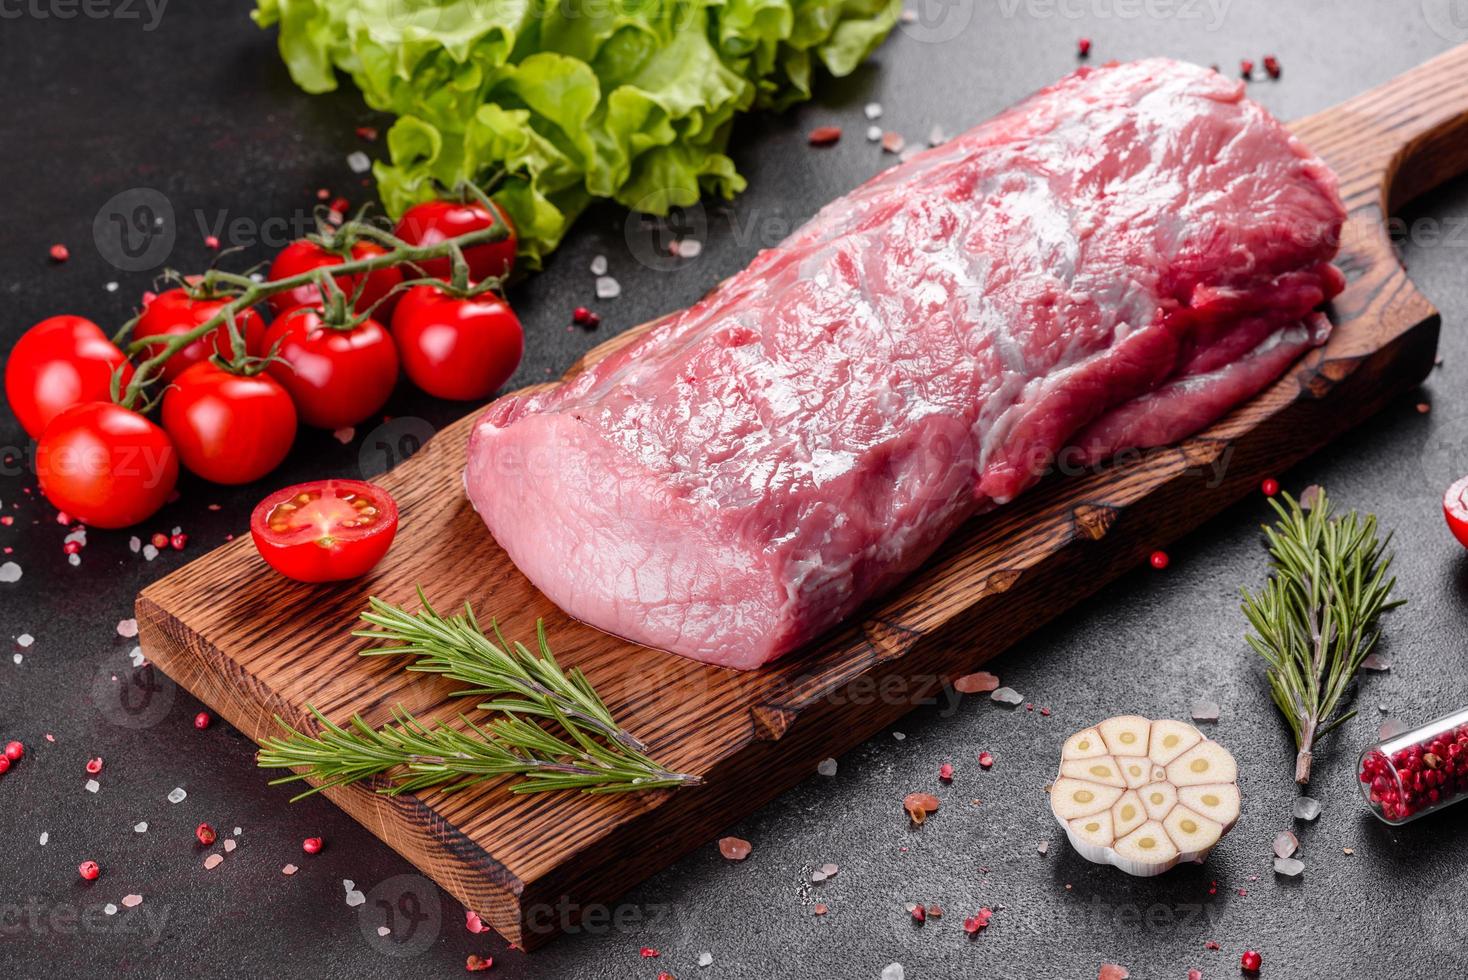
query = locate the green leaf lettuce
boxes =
[254,0,899,266]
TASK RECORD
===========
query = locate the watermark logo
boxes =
[93,188,174,273]
[898,0,975,43]
[0,0,168,31]
[625,197,709,274]
[1423,0,1468,41]
[358,874,442,958]
[359,416,438,479]
[90,648,176,730]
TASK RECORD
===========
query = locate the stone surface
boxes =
[0,5,1462,979]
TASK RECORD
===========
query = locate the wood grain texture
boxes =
[136,47,1466,949]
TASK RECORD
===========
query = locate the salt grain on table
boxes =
[104,904,117,915]
[1037,841,1048,855]
[1190,699,1220,722]
[204,853,224,870]
[85,779,100,793]
[675,239,702,259]
[1274,856,1304,876]
[1293,797,1322,821]
[698,952,713,968]
[116,619,138,638]
[1360,652,1392,671]
[863,102,883,120]
[346,151,371,173]
[1273,830,1298,858]
[142,545,159,561]
[0,562,22,583]
[377,926,391,937]
[134,822,148,833]
[718,836,752,861]
[892,731,906,741]
[282,864,298,875]
[39,832,48,845]
[17,634,33,647]
[129,647,145,667]
[817,758,838,777]
[129,536,141,553]
[880,131,905,154]
[333,427,355,445]
[866,125,882,142]
[346,888,367,908]
[167,787,187,804]
[991,687,1024,706]
[595,276,621,299]
[122,894,142,908]
[928,125,949,146]
[224,839,237,853]
[590,254,608,275]
[881,963,905,980]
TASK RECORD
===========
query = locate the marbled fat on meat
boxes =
[465,59,1346,669]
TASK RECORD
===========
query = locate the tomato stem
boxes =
[116,211,509,410]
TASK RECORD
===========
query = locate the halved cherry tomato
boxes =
[390,285,523,400]
[266,239,404,318]
[161,361,297,485]
[393,200,517,282]
[134,287,267,381]
[1445,475,1468,548]
[5,316,135,438]
[250,479,398,582]
[35,402,178,528]
[263,310,399,429]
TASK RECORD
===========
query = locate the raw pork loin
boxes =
[465,59,1346,669]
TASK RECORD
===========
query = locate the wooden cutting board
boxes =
[137,46,1465,949]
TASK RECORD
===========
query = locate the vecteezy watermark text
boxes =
[0,0,167,31]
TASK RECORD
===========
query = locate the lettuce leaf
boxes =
[254,0,898,266]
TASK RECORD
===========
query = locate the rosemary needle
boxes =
[257,594,700,799]
[1241,490,1403,784]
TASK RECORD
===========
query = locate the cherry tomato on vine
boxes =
[266,239,403,318]
[134,287,267,381]
[262,310,399,429]
[1444,475,1468,549]
[161,361,297,485]
[5,316,134,438]
[393,200,517,282]
[250,479,398,582]
[35,402,178,528]
[390,285,523,400]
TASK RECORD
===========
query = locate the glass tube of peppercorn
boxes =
[1358,707,1468,824]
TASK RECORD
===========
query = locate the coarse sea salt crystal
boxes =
[595,276,621,300]
[1190,699,1220,722]
[991,687,1024,706]
[333,427,355,445]
[105,282,119,293]
[1037,841,1048,855]
[346,151,371,173]
[346,888,367,908]
[282,864,298,875]
[817,758,838,777]
[377,926,391,937]
[882,964,905,980]
[39,832,48,845]
[1273,831,1298,859]
[864,102,883,120]
[698,952,713,968]
[12,654,20,665]
[142,545,159,561]
[17,634,33,647]
[134,822,148,833]
[1360,653,1392,671]
[224,839,237,853]
[233,827,242,836]
[167,787,187,804]
[866,125,882,142]
[1273,856,1304,877]
[129,647,145,667]
[675,239,702,259]
[117,619,138,638]
[590,254,608,276]
[0,562,21,583]
[121,894,142,908]
[1293,797,1322,822]
[204,853,224,870]
[85,779,100,794]
[104,904,118,915]
[68,554,81,567]
[892,731,906,741]
[129,536,141,553]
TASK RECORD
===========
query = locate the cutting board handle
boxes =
[1294,42,1468,213]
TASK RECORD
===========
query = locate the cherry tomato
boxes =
[266,239,404,318]
[250,479,398,582]
[134,288,267,381]
[5,316,135,438]
[35,402,178,528]
[390,285,524,400]
[161,361,297,484]
[1445,475,1468,548]
[263,310,399,429]
[393,200,517,282]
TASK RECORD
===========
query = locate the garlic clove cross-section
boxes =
[1051,714,1240,876]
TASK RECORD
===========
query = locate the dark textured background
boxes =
[3,2,1468,977]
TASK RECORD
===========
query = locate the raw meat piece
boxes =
[465,59,1345,669]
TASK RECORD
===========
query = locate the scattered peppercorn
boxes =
[78,861,100,881]
[302,837,323,855]
[1149,550,1169,570]
[85,757,103,775]
[1241,949,1262,973]
[1077,37,1091,57]
[194,712,211,731]
[196,823,217,846]
[49,244,69,263]
[1261,477,1279,497]
[170,532,188,551]
[4,741,23,762]
[808,126,842,146]
[1263,55,1281,78]
[1240,59,1254,79]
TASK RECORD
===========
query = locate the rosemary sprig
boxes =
[1241,490,1403,784]
[257,597,700,799]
